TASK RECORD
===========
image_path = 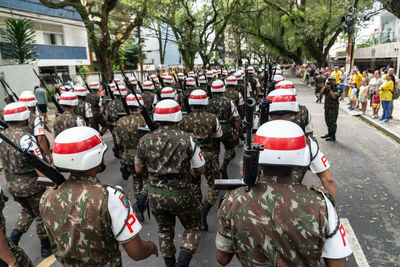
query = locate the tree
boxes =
[40,0,147,81]
[1,18,38,64]
[378,0,400,18]
[124,39,141,69]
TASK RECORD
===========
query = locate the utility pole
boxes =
[138,25,144,82]
[345,0,356,75]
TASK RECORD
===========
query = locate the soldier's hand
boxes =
[46,155,53,165]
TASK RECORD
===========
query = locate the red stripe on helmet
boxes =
[226,78,236,82]
[267,95,296,103]
[19,97,36,102]
[127,96,143,101]
[254,135,306,150]
[4,106,28,115]
[154,105,181,114]
[162,89,175,94]
[53,135,102,154]
[212,83,224,89]
[190,94,207,99]
[277,84,295,89]
[60,96,78,101]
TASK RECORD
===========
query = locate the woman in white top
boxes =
[368,71,383,108]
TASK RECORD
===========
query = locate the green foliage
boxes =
[113,47,126,71]
[124,39,140,69]
[1,18,37,64]
[78,66,90,81]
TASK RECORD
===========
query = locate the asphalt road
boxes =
[1,70,399,266]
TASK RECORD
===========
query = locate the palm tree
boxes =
[2,18,38,64]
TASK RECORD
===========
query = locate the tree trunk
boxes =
[378,0,400,18]
[96,48,114,82]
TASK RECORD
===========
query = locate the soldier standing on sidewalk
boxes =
[321,76,341,141]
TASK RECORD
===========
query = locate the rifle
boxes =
[0,126,66,189]
[149,76,162,101]
[114,81,130,117]
[120,67,156,132]
[259,64,273,125]
[205,77,212,99]
[0,76,17,102]
[78,72,90,91]
[33,69,64,114]
[182,78,192,114]
[101,73,114,100]
[214,97,262,191]
[156,70,165,88]
[130,71,142,93]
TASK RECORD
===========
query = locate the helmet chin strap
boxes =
[99,162,107,173]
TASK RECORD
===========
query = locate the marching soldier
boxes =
[208,80,240,179]
[87,81,108,134]
[185,77,198,95]
[40,126,158,266]
[141,81,158,114]
[179,89,223,231]
[216,120,352,266]
[206,70,215,84]
[247,66,261,98]
[224,75,245,119]
[54,92,85,137]
[115,94,148,221]
[18,91,52,163]
[128,76,140,93]
[160,87,178,101]
[198,75,207,91]
[0,102,52,258]
[73,86,96,129]
[135,99,206,267]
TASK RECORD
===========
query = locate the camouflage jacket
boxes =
[54,111,84,137]
[86,91,101,114]
[216,177,329,266]
[39,175,122,267]
[142,91,156,113]
[0,126,45,197]
[224,87,241,107]
[135,124,195,190]
[208,94,239,131]
[105,97,125,124]
[293,104,310,133]
[27,112,44,136]
[249,75,260,97]
[75,98,91,121]
[179,109,218,151]
[115,113,146,165]
[324,84,341,109]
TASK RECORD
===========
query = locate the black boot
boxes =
[321,132,330,139]
[176,249,193,267]
[202,202,212,231]
[112,145,120,159]
[10,229,22,246]
[163,256,176,267]
[220,159,231,179]
[120,164,131,180]
[326,133,336,141]
[40,238,52,258]
[134,194,147,223]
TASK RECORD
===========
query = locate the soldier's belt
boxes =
[5,171,37,182]
[148,185,190,197]
[124,148,137,155]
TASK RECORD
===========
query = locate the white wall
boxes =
[0,63,39,109]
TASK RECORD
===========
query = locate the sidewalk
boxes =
[301,80,400,143]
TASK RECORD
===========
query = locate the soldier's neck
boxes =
[9,121,26,128]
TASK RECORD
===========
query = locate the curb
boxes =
[357,114,400,144]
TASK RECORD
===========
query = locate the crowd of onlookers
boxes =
[295,64,399,123]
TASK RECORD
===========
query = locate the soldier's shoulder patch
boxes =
[311,185,336,207]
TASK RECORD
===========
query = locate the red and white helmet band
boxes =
[3,102,30,121]
[189,89,208,105]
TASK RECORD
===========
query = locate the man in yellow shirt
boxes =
[352,68,363,88]
[332,66,342,84]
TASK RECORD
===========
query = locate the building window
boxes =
[43,33,64,45]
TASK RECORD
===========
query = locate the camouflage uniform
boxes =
[39,175,124,266]
[293,104,311,133]
[54,110,84,137]
[248,75,260,98]
[216,176,330,266]
[180,109,220,205]
[208,94,240,161]
[142,91,156,114]
[135,125,203,257]
[105,97,125,143]
[324,84,341,136]
[0,190,33,267]
[115,113,147,198]
[0,126,47,240]
[315,74,326,102]
[86,91,107,132]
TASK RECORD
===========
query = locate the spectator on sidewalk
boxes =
[332,66,342,84]
[368,71,383,109]
[388,68,399,119]
[339,67,347,100]
[379,73,394,123]
[349,82,358,111]
[352,68,363,89]
[359,79,369,114]
[372,89,381,119]
[34,85,48,124]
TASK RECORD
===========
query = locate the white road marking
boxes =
[341,218,370,267]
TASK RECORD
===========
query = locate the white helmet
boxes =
[129,77,138,85]
[211,80,226,93]
[3,102,30,121]
[161,87,176,99]
[53,127,107,172]
[163,75,174,84]
[74,86,87,97]
[59,92,78,106]
[188,71,196,77]
[222,70,228,76]
[108,83,116,92]
[213,69,219,78]
[177,73,185,80]
[19,91,37,107]
[226,76,238,86]
[189,89,208,105]
[153,99,182,122]
[126,93,144,107]
[275,80,296,95]
[254,120,310,167]
[149,74,157,80]
[273,75,285,83]
[234,71,243,81]
[186,77,196,86]
[89,82,100,90]
[206,71,214,79]
[247,66,255,74]
[143,81,155,91]
[198,75,206,84]
[114,78,121,85]
[113,85,128,96]
[267,89,299,114]
[59,86,66,93]
[275,70,282,76]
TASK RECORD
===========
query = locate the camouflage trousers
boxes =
[324,106,339,134]
[192,152,220,206]
[0,237,33,267]
[127,165,147,198]
[213,129,236,161]
[92,112,107,132]
[148,191,202,257]
[13,189,47,239]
